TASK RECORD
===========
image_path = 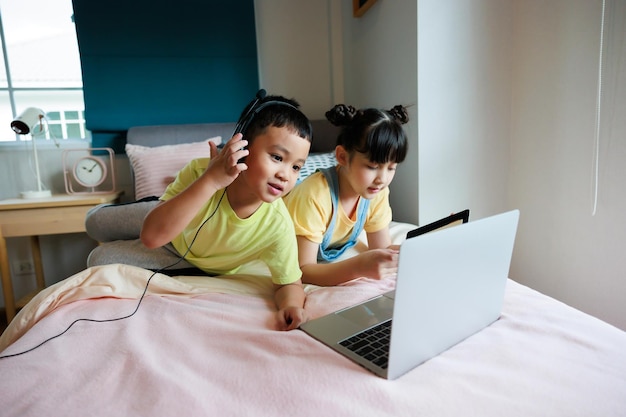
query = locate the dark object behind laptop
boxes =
[406,209,470,239]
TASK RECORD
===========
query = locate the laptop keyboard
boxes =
[339,320,392,369]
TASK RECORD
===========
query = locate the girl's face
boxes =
[337,147,397,199]
[243,125,310,202]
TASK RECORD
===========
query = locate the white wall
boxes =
[254,0,343,119]
[509,0,626,329]
[417,0,513,224]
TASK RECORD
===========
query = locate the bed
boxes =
[1,121,625,417]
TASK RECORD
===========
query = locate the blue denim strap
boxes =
[318,167,370,262]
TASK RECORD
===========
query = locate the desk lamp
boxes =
[10,107,52,199]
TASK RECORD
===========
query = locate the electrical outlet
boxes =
[12,259,34,276]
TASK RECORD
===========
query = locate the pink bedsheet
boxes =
[1,263,625,417]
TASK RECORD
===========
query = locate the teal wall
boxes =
[72,0,258,152]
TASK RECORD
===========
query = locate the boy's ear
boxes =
[335,145,349,166]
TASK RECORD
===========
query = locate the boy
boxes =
[90,94,312,330]
[142,94,311,330]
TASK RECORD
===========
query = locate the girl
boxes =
[284,103,409,286]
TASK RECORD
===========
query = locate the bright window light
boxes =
[0,0,87,142]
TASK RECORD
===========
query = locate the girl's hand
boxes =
[357,248,399,280]
[201,133,249,190]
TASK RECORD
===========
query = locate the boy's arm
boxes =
[140,173,222,248]
[273,280,307,331]
[141,135,248,248]
[297,236,399,286]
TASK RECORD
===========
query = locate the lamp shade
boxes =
[11,107,45,135]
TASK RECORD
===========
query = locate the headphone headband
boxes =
[233,89,299,137]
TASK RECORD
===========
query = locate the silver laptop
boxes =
[300,209,519,380]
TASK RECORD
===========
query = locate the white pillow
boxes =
[298,152,337,183]
[126,137,220,200]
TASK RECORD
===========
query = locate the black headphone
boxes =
[233,89,299,137]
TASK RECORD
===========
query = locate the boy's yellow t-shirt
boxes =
[283,168,392,247]
[161,158,302,285]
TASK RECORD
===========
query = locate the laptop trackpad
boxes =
[336,296,394,328]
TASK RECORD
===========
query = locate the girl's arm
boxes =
[297,236,399,286]
[368,227,400,251]
[365,227,392,249]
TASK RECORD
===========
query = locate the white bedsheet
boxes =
[0,222,625,417]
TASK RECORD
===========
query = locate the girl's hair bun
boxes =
[388,105,410,125]
[325,104,357,126]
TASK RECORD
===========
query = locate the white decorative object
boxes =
[10,107,51,199]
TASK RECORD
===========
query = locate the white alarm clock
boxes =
[63,148,117,194]
[74,155,107,187]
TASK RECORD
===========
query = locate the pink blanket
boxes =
[1,263,625,417]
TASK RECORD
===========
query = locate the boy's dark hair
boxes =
[240,94,312,145]
[325,104,409,164]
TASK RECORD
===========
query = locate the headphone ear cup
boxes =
[233,104,257,136]
[233,89,267,137]
[232,90,265,160]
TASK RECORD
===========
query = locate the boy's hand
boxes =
[274,281,306,330]
[276,306,308,331]
[202,133,249,190]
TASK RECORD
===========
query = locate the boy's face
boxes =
[243,125,310,202]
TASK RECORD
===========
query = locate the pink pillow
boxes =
[125,137,220,200]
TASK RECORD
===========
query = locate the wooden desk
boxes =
[0,192,122,323]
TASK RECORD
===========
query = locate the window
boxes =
[0,0,87,143]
